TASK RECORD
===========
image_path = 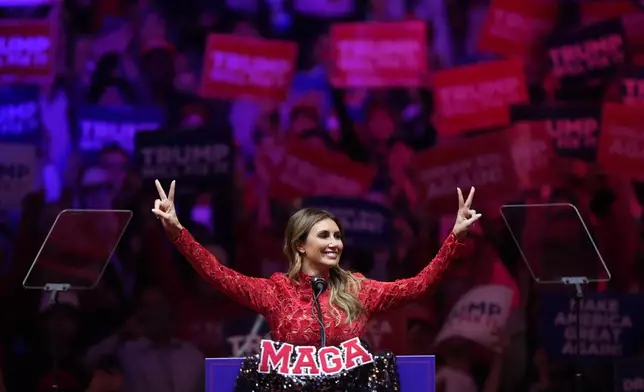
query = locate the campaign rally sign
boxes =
[433,58,529,134]
[135,126,233,192]
[0,84,40,144]
[330,21,427,88]
[507,122,556,188]
[614,359,644,392]
[598,103,644,180]
[301,196,393,247]
[77,105,164,155]
[201,34,297,101]
[539,293,644,360]
[268,141,375,201]
[623,12,644,53]
[510,103,601,161]
[0,19,55,84]
[0,142,36,210]
[478,0,558,57]
[258,337,373,375]
[580,0,639,26]
[412,130,518,213]
[547,18,626,88]
[434,285,514,348]
[620,67,644,105]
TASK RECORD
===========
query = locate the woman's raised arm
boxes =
[361,232,464,314]
[361,187,480,314]
[151,179,275,314]
[171,228,276,314]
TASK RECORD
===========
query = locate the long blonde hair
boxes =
[284,208,365,324]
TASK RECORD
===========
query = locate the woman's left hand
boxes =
[452,187,482,237]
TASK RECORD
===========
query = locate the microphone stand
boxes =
[45,283,70,392]
[563,276,588,392]
[313,291,327,347]
[311,277,328,347]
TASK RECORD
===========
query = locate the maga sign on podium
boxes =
[205,354,435,391]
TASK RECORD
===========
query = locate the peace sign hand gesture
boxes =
[452,186,482,237]
[151,179,183,239]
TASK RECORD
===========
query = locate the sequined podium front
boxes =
[205,355,435,392]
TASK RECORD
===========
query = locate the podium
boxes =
[205,356,435,391]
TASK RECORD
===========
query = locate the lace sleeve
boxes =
[361,232,465,314]
[172,228,276,314]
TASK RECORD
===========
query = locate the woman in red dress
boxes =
[151,180,481,391]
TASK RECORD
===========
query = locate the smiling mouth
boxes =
[323,251,339,260]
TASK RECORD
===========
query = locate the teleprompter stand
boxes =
[22,209,132,391]
[499,203,610,392]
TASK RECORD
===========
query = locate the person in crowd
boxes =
[406,317,436,355]
[5,294,88,392]
[436,329,507,392]
[84,286,204,392]
[141,220,254,357]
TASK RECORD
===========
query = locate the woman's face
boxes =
[43,309,78,343]
[100,150,129,190]
[99,86,125,107]
[298,219,344,273]
[140,13,166,45]
[368,109,395,142]
[290,113,317,137]
[314,34,330,66]
[233,21,258,37]
[174,54,197,93]
[388,143,412,184]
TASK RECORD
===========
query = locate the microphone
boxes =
[311,276,328,297]
[311,276,328,347]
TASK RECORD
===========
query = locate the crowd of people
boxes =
[0,0,643,391]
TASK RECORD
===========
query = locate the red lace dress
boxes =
[171,228,464,347]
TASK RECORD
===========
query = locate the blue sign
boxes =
[539,293,644,360]
[0,84,41,144]
[205,355,435,392]
[77,104,165,154]
[301,196,393,247]
[614,359,644,392]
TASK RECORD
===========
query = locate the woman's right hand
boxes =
[151,179,183,239]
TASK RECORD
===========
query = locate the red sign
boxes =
[412,131,518,212]
[507,122,556,189]
[201,34,297,101]
[330,21,427,88]
[478,0,558,57]
[598,103,644,180]
[0,19,55,84]
[258,338,373,375]
[580,0,639,26]
[621,72,644,106]
[268,141,375,201]
[433,59,529,135]
[623,13,644,52]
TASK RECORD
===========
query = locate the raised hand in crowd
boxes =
[151,180,182,239]
[452,187,482,237]
[482,327,510,392]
